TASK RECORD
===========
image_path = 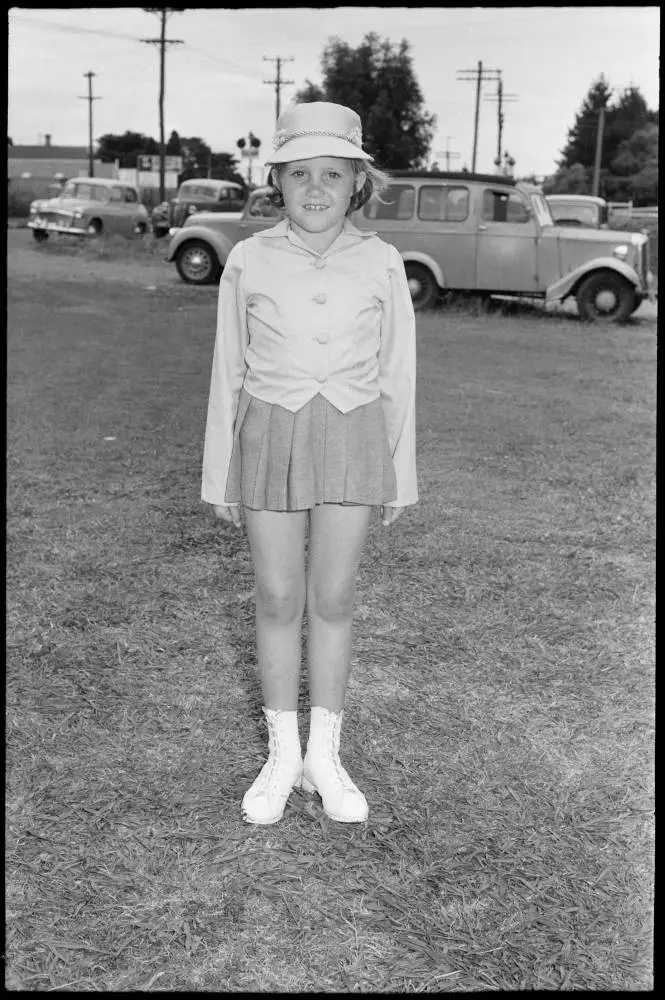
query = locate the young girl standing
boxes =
[202,101,417,825]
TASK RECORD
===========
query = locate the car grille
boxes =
[37,211,72,227]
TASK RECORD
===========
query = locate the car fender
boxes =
[166,224,236,264]
[546,257,641,303]
[399,250,445,289]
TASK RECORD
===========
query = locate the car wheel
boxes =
[86,219,103,237]
[405,263,438,311]
[576,270,636,322]
[133,221,148,236]
[175,240,222,285]
[32,229,49,243]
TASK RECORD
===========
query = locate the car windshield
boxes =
[551,204,598,226]
[530,193,554,227]
[62,181,108,202]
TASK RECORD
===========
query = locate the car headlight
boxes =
[73,210,84,220]
[612,244,629,261]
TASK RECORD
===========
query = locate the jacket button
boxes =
[314,258,327,269]
[315,334,329,344]
[313,292,327,304]
[315,374,327,383]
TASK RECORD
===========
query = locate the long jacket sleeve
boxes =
[379,245,418,507]
[201,244,248,506]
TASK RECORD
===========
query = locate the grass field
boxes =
[6,255,655,991]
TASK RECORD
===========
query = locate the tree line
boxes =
[92,34,656,204]
[543,75,658,205]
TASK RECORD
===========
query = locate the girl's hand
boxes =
[381,505,404,528]
[214,504,243,529]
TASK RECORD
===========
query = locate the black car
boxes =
[152,178,247,236]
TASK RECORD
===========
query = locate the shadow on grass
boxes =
[429,291,650,326]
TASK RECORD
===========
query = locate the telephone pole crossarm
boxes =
[263,55,295,124]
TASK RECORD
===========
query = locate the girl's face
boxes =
[277,157,365,250]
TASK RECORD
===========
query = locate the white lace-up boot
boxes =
[302,706,369,823]
[241,708,303,825]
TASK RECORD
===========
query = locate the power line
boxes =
[10,13,140,42]
[185,44,265,80]
[78,71,102,177]
[456,60,501,172]
[140,8,184,203]
[263,56,295,125]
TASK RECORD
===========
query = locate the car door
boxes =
[476,188,539,292]
[107,186,129,235]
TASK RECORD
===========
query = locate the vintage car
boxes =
[152,178,247,237]
[166,188,281,283]
[546,194,609,229]
[166,174,654,322]
[27,177,150,241]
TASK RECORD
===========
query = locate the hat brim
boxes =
[264,134,373,165]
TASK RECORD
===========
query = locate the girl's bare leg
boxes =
[243,507,308,710]
[306,503,374,710]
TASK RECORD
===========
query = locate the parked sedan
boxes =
[28,178,149,242]
[152,178,247,237]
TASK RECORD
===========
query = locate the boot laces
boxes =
[254,732,298,795]
[325,732,358,793]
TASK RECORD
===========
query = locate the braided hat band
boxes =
[273,125,363,152]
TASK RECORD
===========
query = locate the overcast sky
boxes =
[8,6,660,180]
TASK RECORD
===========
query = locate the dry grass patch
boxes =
[6,268,655,991]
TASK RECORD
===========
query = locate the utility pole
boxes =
[592,106,606,197]
[141,8,184,203]
[263,56,295,125]
[456,60,500,172]
[435,136,460,171]
[78,71,101,177]
[484,72,518,172]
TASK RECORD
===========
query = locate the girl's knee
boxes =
[308,580,356,623]
[256,579,304,624]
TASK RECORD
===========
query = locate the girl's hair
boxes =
[268,159,391,217]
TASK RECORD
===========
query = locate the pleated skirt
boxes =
[224,388,397,511]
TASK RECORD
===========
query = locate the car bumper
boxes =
[645,270,657,302]
[28,218,86,235]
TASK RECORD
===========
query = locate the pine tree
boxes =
[557,75,613,169]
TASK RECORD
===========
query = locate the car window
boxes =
[217,189,231,201]
[70,183,107,202]
[364,184,415,221]
[200,186,218,199]
[482,190,530,223]
[108,187,124,202]
[123,187,138,204]
[418,185,469,222]
[248,195,281,219]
